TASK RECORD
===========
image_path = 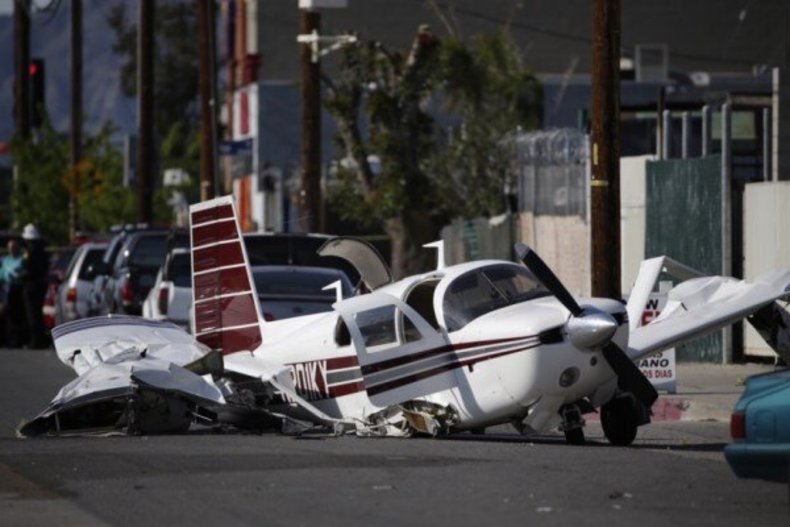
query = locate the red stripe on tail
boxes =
[190,197,264,355]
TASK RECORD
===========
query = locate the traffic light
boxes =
[29,58,45,128]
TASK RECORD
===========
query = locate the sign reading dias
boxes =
[638,281,677,394]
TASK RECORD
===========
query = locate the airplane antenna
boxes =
[423,240,446,270]
[322,280,344,303]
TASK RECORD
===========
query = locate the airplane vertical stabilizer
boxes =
[189,196,265,355]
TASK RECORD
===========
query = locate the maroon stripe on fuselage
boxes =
[194,293,259,334]
[192,219,239,248]
[193,266,251,301]
[326,355,360,370]
[328,381,366,398]
[192,242,245,273]
[365,343,539,396]
[359,334,536,375]
[196,325,262,356]
[191,204,234,226]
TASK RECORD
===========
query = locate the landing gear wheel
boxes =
[601,398,638,446]
[564,426,585,445]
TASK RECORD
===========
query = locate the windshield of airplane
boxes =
[442,264,550,332]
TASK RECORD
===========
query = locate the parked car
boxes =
[242,233,359,285]
[252,265,353,321]
[724,368,790,483]
[53,242,108,325]
[88,228,188,316]
[86,227,147,316]
[142,247,192,329]
[42,246,78,331]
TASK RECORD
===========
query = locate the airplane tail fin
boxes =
[189,196,265,355]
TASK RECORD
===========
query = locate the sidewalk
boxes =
[653,362,778,422]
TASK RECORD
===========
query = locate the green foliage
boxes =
[10,119,136,244]
[324,28,542,229]
[323,30,443,228]
[430,30,542,218]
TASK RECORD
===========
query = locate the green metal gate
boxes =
[645,155,723,362]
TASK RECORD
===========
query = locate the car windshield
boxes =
[128,235,168,267]
[442,264,550,332]
[169,253,192,288]
[252,268,352,299]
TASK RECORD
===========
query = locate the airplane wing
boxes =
[52,315,211,375]
[19,316,225,437]
[627,269,790,362]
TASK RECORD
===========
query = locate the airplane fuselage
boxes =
[236,260,627,433]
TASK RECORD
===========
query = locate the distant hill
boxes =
[0,3,136,146]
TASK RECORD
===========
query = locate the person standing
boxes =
[0,239,24,346]
[19,224,49,349]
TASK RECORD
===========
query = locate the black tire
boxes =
[601,398,638,446]
[564,426,586,445]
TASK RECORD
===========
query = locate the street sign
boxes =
[219,139,253,156]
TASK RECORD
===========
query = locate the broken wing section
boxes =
[52,315,211,375]
[20,316,225,437]
[628,269,790,362]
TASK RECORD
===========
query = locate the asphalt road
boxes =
[1,348,788,526]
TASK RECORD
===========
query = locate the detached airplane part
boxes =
[21,195,790,445]
[18,317,226,437]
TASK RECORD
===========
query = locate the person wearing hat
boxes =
[18,224,49,349]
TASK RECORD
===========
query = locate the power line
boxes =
[418,0,768,68]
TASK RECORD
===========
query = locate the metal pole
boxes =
[137,0,155,223]
[656,86,665,158]
[197,0,216,201]
[701,105,711,157]
[662,109,671,159]
[681,111,690,159]
[763,107,771,181]
[299,9,322,233]
[721,102,733,364]
[208,0,221,197]
[13,0,31,138]
[590,0,621,299]
[70,0,83,238]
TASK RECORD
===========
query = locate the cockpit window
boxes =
[442,265,549,332]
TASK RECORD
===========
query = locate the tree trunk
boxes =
[384,212,440,279]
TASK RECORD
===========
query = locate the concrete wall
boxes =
[516,213,590,297]
[620,155,654,294]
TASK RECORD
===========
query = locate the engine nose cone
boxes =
[566,310,618,349]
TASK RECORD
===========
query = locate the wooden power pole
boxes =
[70,0,83,238]
[299,9,322,233]
[14,0,31,139]
[590,0,621,299]
[137,0,155,223]
[197,0,216,201]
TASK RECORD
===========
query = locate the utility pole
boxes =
[590,0,621,299]
[197,0,216,201]
[14,0,31,138]
[70,0,83,238]
[137,0,155,223]
[299,8,322,233]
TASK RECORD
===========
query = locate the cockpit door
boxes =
[318,237,392,291]
[335,291,457,407]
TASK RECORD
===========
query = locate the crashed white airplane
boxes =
[20,196,790,444]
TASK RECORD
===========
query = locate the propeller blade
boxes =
[515,243,583,317]
[601,342,658,408]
